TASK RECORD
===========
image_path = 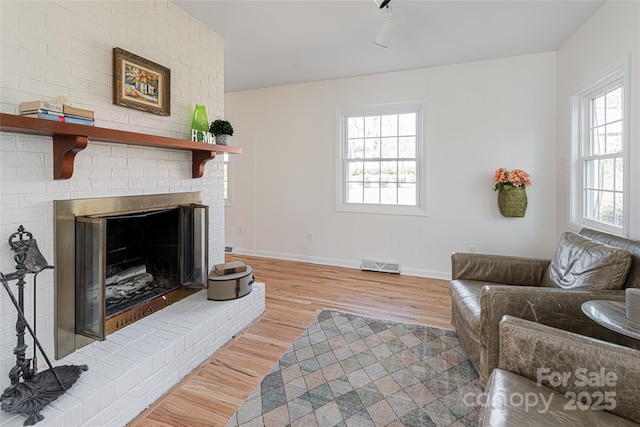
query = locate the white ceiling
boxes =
[172,0,604,92]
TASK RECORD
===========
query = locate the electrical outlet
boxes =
[238,226,244,234]
[307,232,313,243]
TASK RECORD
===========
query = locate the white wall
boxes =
[556,1,640,239]
[0,0,225,394]
[225,52,558,278]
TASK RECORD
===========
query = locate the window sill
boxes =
[571,218,626,238]
[336,203,428,217]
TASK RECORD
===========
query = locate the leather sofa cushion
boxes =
[449,280,486,333]
[542,232,631,290]
[479,369,639,427]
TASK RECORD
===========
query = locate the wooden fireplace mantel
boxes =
[0,113,242,179]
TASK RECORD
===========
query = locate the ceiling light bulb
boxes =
[374,13,397,48]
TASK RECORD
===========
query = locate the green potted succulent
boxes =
[209,119,234,145]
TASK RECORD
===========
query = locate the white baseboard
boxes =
[231,248,451,280]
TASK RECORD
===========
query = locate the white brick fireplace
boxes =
[0,1,264,426]
[0,134,269,427]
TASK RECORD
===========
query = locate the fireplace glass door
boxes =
[75,204,208,340]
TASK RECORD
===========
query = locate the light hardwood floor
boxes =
[128,255,452,427]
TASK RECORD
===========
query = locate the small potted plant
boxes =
[209,119,234,146]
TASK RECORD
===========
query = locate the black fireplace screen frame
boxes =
[74,205,207,341]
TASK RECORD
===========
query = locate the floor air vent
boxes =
[224,245,234,254]
[360,259,401,274]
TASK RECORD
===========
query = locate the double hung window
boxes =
[574,71,627,233]
[337,103,426,216]
[222,152,229,202]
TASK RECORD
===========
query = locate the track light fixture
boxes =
[374,1,396,48]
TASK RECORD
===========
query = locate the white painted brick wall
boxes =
[0,2,256,426]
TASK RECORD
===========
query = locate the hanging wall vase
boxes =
[191,104,209,143]
[497,186,528,217]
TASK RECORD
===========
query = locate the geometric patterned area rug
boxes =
[225,309,481,427]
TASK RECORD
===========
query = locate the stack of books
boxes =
[19,101,95,126]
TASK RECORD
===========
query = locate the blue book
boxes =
[64,115,94,126]
[22,112,65,122]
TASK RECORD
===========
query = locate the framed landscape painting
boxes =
[113,47,171,116]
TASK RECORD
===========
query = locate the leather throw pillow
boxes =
[542,231,632,290]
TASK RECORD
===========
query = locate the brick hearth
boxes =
[1,285,264,427]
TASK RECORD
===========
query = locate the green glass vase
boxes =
[191,104,209,142]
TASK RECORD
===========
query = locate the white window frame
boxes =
[570,63,630,235]
[222,152,232,206]
[336,102,427,216]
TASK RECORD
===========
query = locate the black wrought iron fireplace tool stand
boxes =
[0,225,87,426]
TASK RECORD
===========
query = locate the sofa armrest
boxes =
[478,286,632,385]
[498,315,640,423]
[450,253,550,285]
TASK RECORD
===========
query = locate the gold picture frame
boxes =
[112,47,171,116]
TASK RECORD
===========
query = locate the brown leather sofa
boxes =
[449,228,640,385]
[479,316,640,426]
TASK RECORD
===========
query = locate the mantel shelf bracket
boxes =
[192,150,217,179]
[53,135,88,180]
